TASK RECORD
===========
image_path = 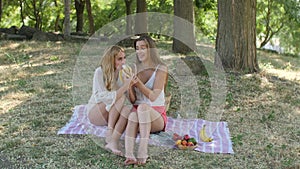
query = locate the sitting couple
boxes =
[86,36,168,166]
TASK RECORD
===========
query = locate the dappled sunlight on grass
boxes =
[258,50,300,82]
[264,68,300,81]
[0,92,32,114]
[0,40,299,168]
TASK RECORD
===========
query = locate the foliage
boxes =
[0,0,299,54]
[195,0,216,11]
[147,0,173,13]
[0,3,20,28]
[87,0,128,33]
[257,0,300,55]
[278,0,300,55]
[256,0,286,47]
[194,0,217,42]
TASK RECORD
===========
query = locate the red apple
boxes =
[183,134,190,140]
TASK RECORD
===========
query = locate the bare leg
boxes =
[124,112,138,165]
[105,106,131,156]
[136,104,164,164]
[105,96,125,143]
[87,103,108,126]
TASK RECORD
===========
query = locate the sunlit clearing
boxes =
[161,54,179,60]
[9,43,20,49]
[0,92,31,114]
[266,69,300,82]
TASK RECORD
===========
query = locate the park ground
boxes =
[0,40,299,168]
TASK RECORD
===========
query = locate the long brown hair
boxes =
[133,36,168,91]
[99,45,124,91]
[133,35,164,66]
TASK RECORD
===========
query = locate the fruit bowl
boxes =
[173,133,198,150]
[177,144,197,150]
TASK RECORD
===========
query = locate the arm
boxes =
[92,67,131,111]
[135,65,168,102]
[115,76,131,101]
[127,64,138,104]
[128,84,136,104]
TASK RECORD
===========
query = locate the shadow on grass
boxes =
[0,40,299,168]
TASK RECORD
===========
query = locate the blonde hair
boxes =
[99,45,124,91]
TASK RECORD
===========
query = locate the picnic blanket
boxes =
[57,105,234,154]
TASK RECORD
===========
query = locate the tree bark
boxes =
[216,0,259,73]
[54,0,61,32]
[75,0,85,32]
[0,0,2,23]
[19,0,25,26]
[172,0,196,54]
[31,0,42,30]
[124,0,133,35]
[135,0,147,35]
[63,0,71,37]
[85,0,95,35]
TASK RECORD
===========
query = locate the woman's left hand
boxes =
[131,75,139,87]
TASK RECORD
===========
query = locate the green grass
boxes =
[0,40,299,168]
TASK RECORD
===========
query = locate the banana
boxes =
[119,65,132,82]
[122,65,132,77]
[199,125,213,142]
[119,71,124,82]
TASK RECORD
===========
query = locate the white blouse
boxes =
[87,67,121,112]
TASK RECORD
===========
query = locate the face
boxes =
[135,40,148,62]
[114,51,126,70]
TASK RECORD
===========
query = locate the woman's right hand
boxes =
[123,74,134,89]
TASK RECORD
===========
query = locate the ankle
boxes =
[125,153,136,159]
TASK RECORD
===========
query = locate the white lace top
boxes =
[87,67,121,112]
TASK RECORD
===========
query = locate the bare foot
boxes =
[124,158,137,166]
[105,142,123,156]
[137,158,147,166]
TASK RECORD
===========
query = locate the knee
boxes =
[114,96,125,112]
[128,112,138,123]
[137,103,150,113]
[116,95,126,104]
[120,106,131,118]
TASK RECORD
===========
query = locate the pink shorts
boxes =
[131,105,167,131]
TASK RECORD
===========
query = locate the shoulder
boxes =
[94,67,104,77]
[95,67,103,73]
[157,64,168,73]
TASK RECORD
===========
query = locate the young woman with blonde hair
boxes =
[87,45,132,156]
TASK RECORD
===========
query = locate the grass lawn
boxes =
[0,40,299,168]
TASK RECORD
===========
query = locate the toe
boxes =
[124,158,137,165]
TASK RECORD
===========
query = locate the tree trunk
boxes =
[31,0,42,30]
[63,0,71,37]
[75,0,85,32]
[54,0,61,32]
[0,0,2,23]
[19,0,25,26]
[125,0,133,35]
[216,0,259,73]
[85,0,95,35]
[172,0,196,54]
[135,0,147,35]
